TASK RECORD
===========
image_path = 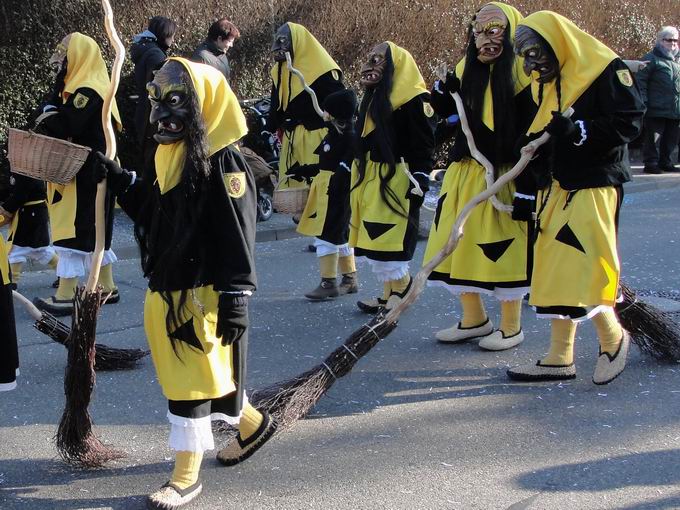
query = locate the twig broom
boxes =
[55,0,126,467]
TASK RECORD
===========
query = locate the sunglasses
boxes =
[663,38,679,43]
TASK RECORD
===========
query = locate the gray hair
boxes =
[657,26,679,43]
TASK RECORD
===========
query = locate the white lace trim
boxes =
[314,239,352,258]
[534,304,612,323]
[357,257,409,282]
[427,280,529,301]
[54,247,117,278]
[8,245,56,265]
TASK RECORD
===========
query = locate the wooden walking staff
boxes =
[252,110,572,430]
[55,0,126,467]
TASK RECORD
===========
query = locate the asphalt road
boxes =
[1,177,680,509]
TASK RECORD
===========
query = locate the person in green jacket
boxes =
[636,26,680,173]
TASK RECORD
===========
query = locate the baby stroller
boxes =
[240,97,281,222]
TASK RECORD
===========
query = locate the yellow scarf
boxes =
[362,41,428,137]
[63,32,122,129]
[521,11,618,134]
[454,2,530,130]
[154,57,248,194]
[270,23,341,111]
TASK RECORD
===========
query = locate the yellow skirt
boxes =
[0,233,9,284]
[47,180,77,243]
[349,157,413,256]
[297,170,331,237]
[423,159,529,296]
[144,286,236,401]
[277,125,326,190]
[530,180,620,310]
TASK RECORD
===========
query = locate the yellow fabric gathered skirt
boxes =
[530,180,621,319]
[47,181,78,243]
[297,169,331,237]
[277,124,327,191]
[423,158,530,299]
[349,157,416,258]
[144,285,236,402]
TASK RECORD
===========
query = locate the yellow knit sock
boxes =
[170,450,203,490]
[319,253,339,279]
[55,276,78,301]
[10,263,22,285]
[47,254,59,269]
[592,309,623,356]
[542,319,577,365]
[338,254,356,275]
[390,274,411,295]
[460,293,487,328]
[98,263,117,292]
[239,403,264,440]
[382,281,391,300]
[500,299,522,336]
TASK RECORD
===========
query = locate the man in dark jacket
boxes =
[130,16,177,171]
[191,18,240,82]
[636,26,680,173]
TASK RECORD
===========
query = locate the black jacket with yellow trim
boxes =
[1,174,45,214]
[267,70,344,132]
[430,83,538,195]
[359,93,436,175]
[117,146,257,293]
[538,59,646,190]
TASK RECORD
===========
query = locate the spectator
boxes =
[191,18,240,82]
[636,26,680,173]
[130,16,177,170]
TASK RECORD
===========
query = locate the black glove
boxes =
[93,151,133,193]
[286,162,319,183]
[216,294,249,346]
[545,111,578,139]
[511,193,535,221]
[442,71,460,95]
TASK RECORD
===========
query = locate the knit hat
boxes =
[322,89,357,121]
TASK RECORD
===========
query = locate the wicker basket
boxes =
[7,128,91,185]
[273,187,309,215]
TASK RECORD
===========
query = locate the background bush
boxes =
[0,0,677,189]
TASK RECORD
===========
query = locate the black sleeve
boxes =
[400,95,436,173]
[265,83,281,132]
[210,148,257,292]
[513,86,540,196]
[632,53,653,105]
[116,177,150,223]
[37,87,103,142]
[429,80,457,118]
[576,60,646,153]
[1,174,40,213]
[309,70,345,106]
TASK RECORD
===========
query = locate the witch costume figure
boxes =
[33,32,121,316]
[95,58,276,510]
[0,230,19,392]
[505,11,645,384]
[267,22,344,192]
[350,41,435,313]
[423,2,537,351]
[297,89,360,301]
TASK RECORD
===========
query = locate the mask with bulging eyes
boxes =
[49,34,71,73]
[360,42,389,89]
[147,61,192,145]
[271,24,293,63]
[514,25,559,83]
[471,4,508,64]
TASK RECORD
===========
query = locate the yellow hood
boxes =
[63,32,122,128]
[521,11,618,134]
[270,23,341,111]
[454,2,530,131]
[362,41,428,137]
[155,57,248,194]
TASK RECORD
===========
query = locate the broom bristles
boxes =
[616,282,680,362]
[34,310,148,371]
[55,287,123,468]
[252,314,398,430]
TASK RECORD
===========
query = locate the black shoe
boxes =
[101,288,120,305]
[357,297,387,314]
[51,278,59,289]
[33,295,74,317]
[660,164,678,173]
[643,166,663,174]
[307,244,317,253]
[304,278,339,301]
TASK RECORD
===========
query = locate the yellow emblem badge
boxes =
[225,172,246,198]
[423,102,435,118]
[73,92,90,109]
[616,69,633,87]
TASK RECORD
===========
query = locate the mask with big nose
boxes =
[472,4,508,64]
[147,61,192,145]
[514,25,559,84]
[271,24,293,63]
[360,42,389,88]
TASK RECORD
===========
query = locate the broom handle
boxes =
[85,0,124,293]
[385,107,574,324]
[12,289,43,321]
[285,52,325,119]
